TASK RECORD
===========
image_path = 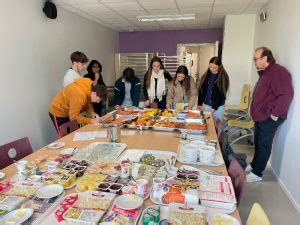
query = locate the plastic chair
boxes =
[227,119,255,146]
[0,137,33,169]
[58,120,80,138]
[228,157,246,205]
[247,203,270,225]
[225,84,251,112]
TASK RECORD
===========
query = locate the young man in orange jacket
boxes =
[49,78,102,135]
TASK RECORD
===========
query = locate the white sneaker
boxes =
[246,172,262,183]
[245,164,253,173]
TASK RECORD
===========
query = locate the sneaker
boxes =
[246,172,262,183]
[245,164,253,173]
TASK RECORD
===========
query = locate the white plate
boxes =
[207,213,241,225]
[114,194,143,210]
[46,141,65,149]
[60,147,75,155]
[36,184,64,199]
[0,172,5,179]
[0,208,34,224]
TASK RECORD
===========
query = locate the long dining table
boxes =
[0,115,241,223]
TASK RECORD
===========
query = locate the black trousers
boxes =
[49,113,69,137]
[153,95,167,109]
[251,117,284,177]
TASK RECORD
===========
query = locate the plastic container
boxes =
[168,203,206,225]
[199,145,216,164]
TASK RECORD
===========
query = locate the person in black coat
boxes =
[114,67,141,109]
[84,60,107,116]
[143,56,172,109]
[198,57,229,126]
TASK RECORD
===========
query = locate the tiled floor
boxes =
[232,144,300,224]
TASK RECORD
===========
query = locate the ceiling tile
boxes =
[118,10,148,17]
[91,11,122,18]
[210,13,226,19]
[243,3,266,13]
[183,18,209,25]
[60,4,81,13]
[147,9,180,15]
[179,7,212,15]
[139,0,177,10]
[212,4,247,14]
[62,0,98,4]
[100,0,137,2]
[57,0,262,31]
[176,0,214,8]
[71,3,110,13]
[252,0,270,3]
[52,0,65,6]
[214,0,252,6]
[103,2,143,11]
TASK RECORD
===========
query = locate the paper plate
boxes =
[60,148,75,155]
[47,142,65,149]
[114,194,143,210]
[0,208,34,224]
[36,184,64,199]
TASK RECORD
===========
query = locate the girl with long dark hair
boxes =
[166,65,197,110]
[143,56,172,109]
[198,57,229,125]
[84,60,107,116]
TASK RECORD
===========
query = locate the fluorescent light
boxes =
[137,14,196,22]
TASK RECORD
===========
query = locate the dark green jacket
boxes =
[114,76,141,107]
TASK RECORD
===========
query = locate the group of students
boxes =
[48,47,294,183]
[114,56,229,125]
[49,51,230,132]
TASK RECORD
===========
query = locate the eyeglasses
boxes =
[253,56,263,62]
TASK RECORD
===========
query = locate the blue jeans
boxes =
[203,104,225,124]
[203,104,224,135]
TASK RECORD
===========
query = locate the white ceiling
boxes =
[53,0,270,31]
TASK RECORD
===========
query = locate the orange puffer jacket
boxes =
[49,78,94,124]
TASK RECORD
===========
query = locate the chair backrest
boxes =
[239,84,251,109]
[228,157,246,205]
[0,137,33,169]
[58,120,80,138]
[247,203,270,225]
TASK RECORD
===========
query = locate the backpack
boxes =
[219,131,247,169]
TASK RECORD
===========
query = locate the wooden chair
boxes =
[58,120,80,138]
[228,157,246,205]
[0,137,33,169]
[247,203,270,225]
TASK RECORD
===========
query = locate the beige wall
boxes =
[0,0,118,149]
[251,0,300,211]
[222,14,256,105]
[198,45,215,77]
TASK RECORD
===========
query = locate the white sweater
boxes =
[63,69,80,87]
